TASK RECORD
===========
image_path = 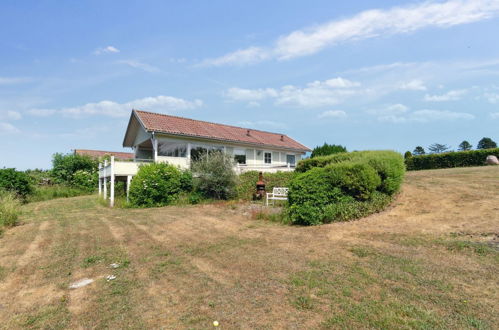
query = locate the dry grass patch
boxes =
[0,166,497,328]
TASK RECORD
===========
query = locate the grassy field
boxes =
[0,166,498,329]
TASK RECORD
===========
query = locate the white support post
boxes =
[126,175,132,202]
[98,163,102,196]
[187,143,191,167]
[110,156,115,207]
[103,160,108,199]
[153,136,158,162]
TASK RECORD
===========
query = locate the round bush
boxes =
[128,163,183,207]
[71,170,98,192]
[0,168,33,199]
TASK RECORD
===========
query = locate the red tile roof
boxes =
[74,149,134,160]
[133,110,311,152]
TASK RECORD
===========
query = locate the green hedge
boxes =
[405,148,499,170]
[0,168,33,200]
[129,163,190,207]
[236,171,296,200]
[288,151,404,225]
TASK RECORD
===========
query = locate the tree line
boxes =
[411,137,497,156]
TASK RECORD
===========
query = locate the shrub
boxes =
[0,190,22,227]
[236,171,296,200]
[51,153,98,184]
[404,151,412,159]
[128,163,184,207]
[71,170,98,192]
[287,150,404,225]
[405,148,499,171]
[0,168,33,199]
[311,143,347,158]
[191,151,237,200]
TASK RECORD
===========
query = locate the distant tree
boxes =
[428,143,450,154]
[458,140,472,151]
[51,153,98,184]
[311,143,347,158]
[413,146,426,156]
[477,137,497,150]
[404,151,412,159]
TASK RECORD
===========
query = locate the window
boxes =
[234,148,246,164]
[158,142,187,157]
[286,154,296,166]
[264,152,272,164]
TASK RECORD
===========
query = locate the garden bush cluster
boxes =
[405,148,499,171]
[288,151,405,225]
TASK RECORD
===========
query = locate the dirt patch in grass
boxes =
[0,166,498,328]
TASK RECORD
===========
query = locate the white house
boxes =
[99,109,310,206]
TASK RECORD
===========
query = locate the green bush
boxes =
[287,150,404,225]
[0,168,33,199]
[71,170,98,192]
[0,190,22,227]
[405,148,499,171]
[51,153,98,184]
[236,171,296,200]
[191,151,237,200]
[128,163,185,207]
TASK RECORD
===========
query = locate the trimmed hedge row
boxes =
[405,148,499,171]
[236,171,296,200]
[288,151,405,225]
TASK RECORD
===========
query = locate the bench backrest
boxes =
[272,187,289,196]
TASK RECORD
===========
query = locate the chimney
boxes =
[247,129,251,136]
[280,135,284,141]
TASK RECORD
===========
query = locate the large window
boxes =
[158,142,187,157]
[264,152,272,164]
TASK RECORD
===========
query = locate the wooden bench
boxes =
[266,187,289,206]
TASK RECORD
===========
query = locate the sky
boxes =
[1,0,499,170]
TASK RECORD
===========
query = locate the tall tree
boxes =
[311,143,347,158]
[458,140,472,151]
[428,143,450,154]
[413,146,426,155]
[477,137,497,150]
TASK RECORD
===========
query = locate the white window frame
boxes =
[264,151,272,164]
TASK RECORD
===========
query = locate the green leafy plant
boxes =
[128,163,184,207]
[0,168,33,199]
[477,137,497,150]
[191,151,237,200]
[311,143,347,158]
[51,153,98,184]
[71,170,98,192]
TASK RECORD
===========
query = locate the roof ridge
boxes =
[133,109,288,136]
[75,149,132,153]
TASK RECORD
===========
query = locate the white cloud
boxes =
[225,77,362,107]
[318,110,347,118]
[202,0,499,65]
[93,46,120,55]
[380,109,474,123]
[424,89,467,101]
[399,79,427,91]
[490,112,499,119]
[0,122,20,135]
[117,60,160,73]
[27,95,203,118]
[0,110,22,120]
[367,103,409,116]
[484,92,499,103]
[0,77,33,85]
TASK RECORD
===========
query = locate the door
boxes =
[286,154,296,167]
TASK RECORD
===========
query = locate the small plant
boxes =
[0,190,22,227]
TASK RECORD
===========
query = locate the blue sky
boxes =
[1,0,499,170]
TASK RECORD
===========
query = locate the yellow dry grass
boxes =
[0,166,497,329]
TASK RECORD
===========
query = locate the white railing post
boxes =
[110,156,115,207]
[126,175,132,202]
[98,163,102,196]
[103,160,108,199]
